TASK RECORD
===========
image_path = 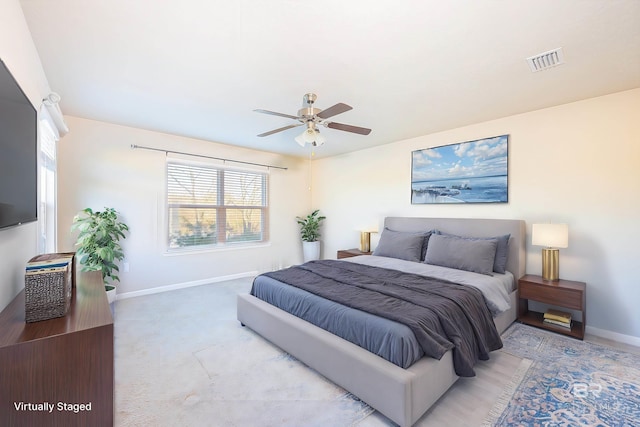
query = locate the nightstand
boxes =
[337,248,372,259]
[518,274,586,339]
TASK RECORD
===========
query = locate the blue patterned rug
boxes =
[484,323,640,427]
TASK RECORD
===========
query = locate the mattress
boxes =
[251,255,513,369]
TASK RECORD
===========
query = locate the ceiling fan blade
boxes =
[257,123,302,137]
[254,109,299,120]
[317,103,352,119]
[326,122,372,135]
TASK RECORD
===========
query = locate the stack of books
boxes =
[543,309,572,329]
[25,256,73,275]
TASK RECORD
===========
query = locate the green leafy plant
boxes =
[296,210,326,242]
[71,207,129,284]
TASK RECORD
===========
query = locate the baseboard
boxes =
[115,271,258,300]
[586,325,640,348]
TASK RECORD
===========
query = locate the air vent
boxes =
[526,48,565,72]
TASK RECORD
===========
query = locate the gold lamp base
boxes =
[360,231,371,252]
[541,248,560,281]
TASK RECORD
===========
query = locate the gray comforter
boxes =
[259,260,502,377]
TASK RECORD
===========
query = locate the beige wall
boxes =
[57,116,311,295]
[6,0,636,341]
[312,89,640,340]
[0,0,53,311]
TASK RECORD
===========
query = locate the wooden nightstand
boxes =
[337,248,372,259]
[518,274,586,339]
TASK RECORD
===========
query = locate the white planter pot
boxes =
[302,241,320,262]
[106,285,117,304]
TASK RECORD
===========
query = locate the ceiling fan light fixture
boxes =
[313,130,325,146]
[296,125,326,147]
[302,127,317,143]
[255,93,372,147]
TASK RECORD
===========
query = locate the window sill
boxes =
[163,241,271,256]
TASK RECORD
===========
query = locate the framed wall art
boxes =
[411,134,508,204]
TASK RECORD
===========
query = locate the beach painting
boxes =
[411,135,508,204]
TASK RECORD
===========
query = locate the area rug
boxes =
[483,323,640,426]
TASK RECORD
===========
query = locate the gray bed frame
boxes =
[237,217,525,427]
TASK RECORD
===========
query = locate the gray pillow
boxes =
[434,231,510,274]
[424,234,498,275]
[373,228,428,262]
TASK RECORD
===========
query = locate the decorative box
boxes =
[24,253,75,323]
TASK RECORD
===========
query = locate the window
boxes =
[167,161,269,250]
[39,111,58,254]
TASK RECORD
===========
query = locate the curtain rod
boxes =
[130,144,288,171]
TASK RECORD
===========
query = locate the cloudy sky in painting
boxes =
[411,135,508,182]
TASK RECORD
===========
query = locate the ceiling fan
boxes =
[255,93,372,147]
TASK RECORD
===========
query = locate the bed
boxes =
[237,217,525,427]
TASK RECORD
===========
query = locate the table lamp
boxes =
[532,223,568,281]
[359,228,379,253]
[360,231,371,252]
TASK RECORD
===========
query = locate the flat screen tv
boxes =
[0,59,38,229]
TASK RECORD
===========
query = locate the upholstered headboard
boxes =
[383,217,526,279]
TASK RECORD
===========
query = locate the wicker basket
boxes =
[25,253,74,323]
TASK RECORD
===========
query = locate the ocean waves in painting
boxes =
[411,175,507,204]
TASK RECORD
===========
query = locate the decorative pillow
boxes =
[434,231,511,274]
[420,231,433,261]
[372,228,430,262]
[424,234,498,275]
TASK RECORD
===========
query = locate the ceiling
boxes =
[20,0,640,159]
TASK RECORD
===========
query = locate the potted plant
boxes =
[296,209,326,262]
[71,207,129,304]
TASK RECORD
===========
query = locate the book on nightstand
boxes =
[543,318,572,329]
[543,309,572,329]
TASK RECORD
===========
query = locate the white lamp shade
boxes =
[314,131,326,146]
[532,223,568,248]
[302,128,316,143]
[295,126,325,147]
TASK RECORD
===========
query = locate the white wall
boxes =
[0,0,53,311]
[57,116,311,295]
[312,89,640,340]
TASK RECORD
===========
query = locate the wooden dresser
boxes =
[0,266,114,426]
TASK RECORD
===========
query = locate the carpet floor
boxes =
[114,278,373,427]
[114,278,639,427]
